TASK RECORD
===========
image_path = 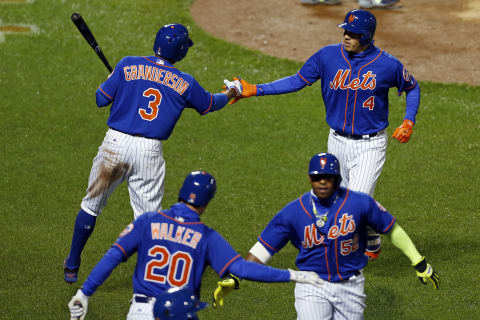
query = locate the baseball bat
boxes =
[71,12,113,73]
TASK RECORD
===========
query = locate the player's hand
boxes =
[223,79,242,97]
[68,289,89,320]
[288,269,324,287]
[213,274,240,307]
[392,119,414,143]
[413,257,440,290]
[228,77,257,105]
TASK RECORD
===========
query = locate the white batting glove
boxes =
[223,79,243,97]
[68,289,89,320]
[288,269,324,287]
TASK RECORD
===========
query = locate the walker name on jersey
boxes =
[151,223,202,249]
[123,64,190,95]
[302,213,356,249]
[329,69,376,91]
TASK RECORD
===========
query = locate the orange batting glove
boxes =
[392,119,414,143]
[228,77,257,105]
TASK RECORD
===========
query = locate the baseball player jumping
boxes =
[227,9,421,260]
[63,23,243,284]
[67,171,324,320]
[216,153,439,319]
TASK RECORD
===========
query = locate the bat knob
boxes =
[71,12,81,22]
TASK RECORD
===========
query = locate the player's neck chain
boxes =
[310,193,339,228]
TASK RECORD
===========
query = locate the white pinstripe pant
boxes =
[81,129,165,219]
[294,273,366,320]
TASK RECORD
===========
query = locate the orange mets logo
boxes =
[348,14,356,23]
[320,157,327,169]
[330,69,376,91]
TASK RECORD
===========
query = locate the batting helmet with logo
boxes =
[154,287,208,320]
[153,23,193,62]
[308,153,342,187]
[338,9,376,45]
[178,171,216,207]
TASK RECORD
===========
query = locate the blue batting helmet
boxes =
[309,153,342,185]
[178,171,216,207]
[154,287,208,320]
[153,23,193,62]
[338,9,376,45]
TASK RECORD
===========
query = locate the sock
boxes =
[65,209,97,268]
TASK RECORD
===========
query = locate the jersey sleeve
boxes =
[184,78,214,115]
[297,50,323,86]
[391,58,417,95]
[206,229,242,278]
[366,197,396,234]
[257,210,292,256]
[98,57,126,101]
[113,218,144,259]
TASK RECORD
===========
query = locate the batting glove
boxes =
[228,77,257,105]
[213,274,240,307]
[392,119,414,143]
[68,289,89,320]
[223,79,242,97]
[288,269,324,287]
[413,257,440,290]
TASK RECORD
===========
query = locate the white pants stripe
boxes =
[81,129,165,219]
[295,273,366,320]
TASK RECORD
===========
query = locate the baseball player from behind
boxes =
[67,171,323,320]
[218,153,438,319]
[228,9,421,260]
[63,23,243,284]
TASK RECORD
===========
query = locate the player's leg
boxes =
[126,295,156,320]
[328,129,350,188]
[64,130,130,283]
[331,273,366,320]
[294,282,334,320]
[127,138,165,219]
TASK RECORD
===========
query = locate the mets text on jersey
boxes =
[151,222,202,249]
[329,70,376,91]
[123,63,190,95]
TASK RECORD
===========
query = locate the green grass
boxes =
[1,0,479,319]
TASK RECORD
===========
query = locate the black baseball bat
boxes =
[71,12,113,73]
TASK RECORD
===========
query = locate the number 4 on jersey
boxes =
[362,96,375,111]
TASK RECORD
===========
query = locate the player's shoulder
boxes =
[378,48,403,66]
[345,188,373,203]
[279,192,310,214]
[313,43,342,57]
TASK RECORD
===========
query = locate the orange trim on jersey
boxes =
[143,56,177,69]
[201,94,213,115]
[297,71,312,85]
[403,80,417,91]
[99,87,113,100]
[351,49,383,134]
[259,236,279,252]
[340,46,353,132]
[323,243,331,281]
[333,189,350,280]
[383,217,396,233]
[156,211,204,225]
[219,254,241,277]
[299,196,312,219]
[113,243,127,259]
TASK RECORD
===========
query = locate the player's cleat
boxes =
[365,248,381,261]
[301,0,341,5]
[64,260,80,284]
[359,0,399,9]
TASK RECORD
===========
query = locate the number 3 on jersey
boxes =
[144,245,193,287]
[139,88,162,121]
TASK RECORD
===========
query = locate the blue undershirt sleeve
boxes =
[404,83,420,123]
[81,246,125,296]
[256,73,308,96]
[209,93,229,112]
[227,258,290,282]
[96,88,112,107]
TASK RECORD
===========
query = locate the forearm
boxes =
[81,246,125,296]
[228,258,290,283]
[404,83,420,123]
[385,223,423,265]
[256,74,307,96]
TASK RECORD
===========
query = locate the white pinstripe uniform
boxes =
[81,129,165,219]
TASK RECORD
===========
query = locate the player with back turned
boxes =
[67,171,324,320]
[228,9,421,260]
[216,153,439,319]
[63,23,244,283]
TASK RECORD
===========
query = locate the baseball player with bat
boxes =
[215,153,439,319]
[64,22,244,284]
[67,171,324,320]
[227,9,421,260]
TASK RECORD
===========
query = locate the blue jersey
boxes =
[297,44,417,135]
[98,56,214,139]
[257,188,396,282]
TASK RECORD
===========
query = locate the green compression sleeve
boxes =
[385,223,423,265]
